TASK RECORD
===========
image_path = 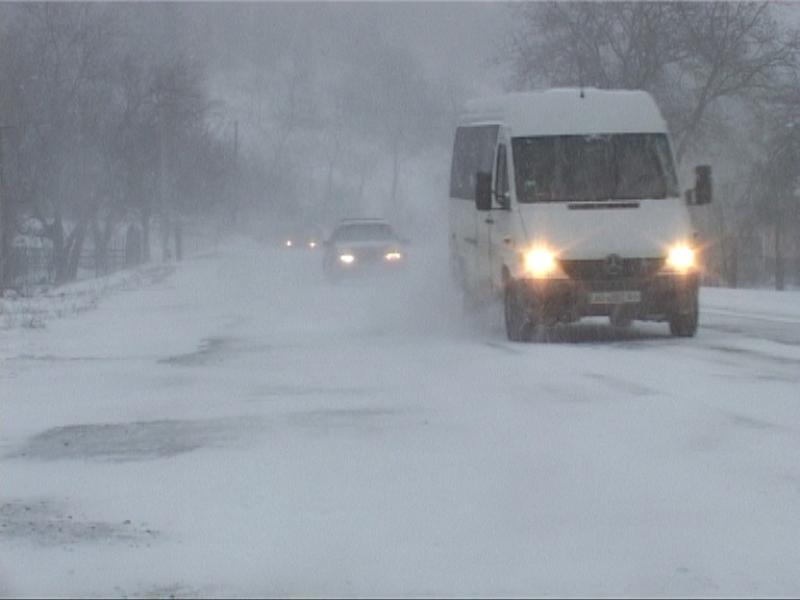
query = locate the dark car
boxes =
[323,219,406,281]
[282,228,323,251]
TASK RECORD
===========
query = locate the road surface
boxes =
[2,238,800,597]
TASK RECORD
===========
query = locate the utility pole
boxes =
[234,119,239,229]
[234,119,238,161]
[0,126,6,288]
[159,2,177,263]
[227,119,239,231]
[0,125,13,289]
[159,99,170,262]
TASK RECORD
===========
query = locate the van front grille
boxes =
[559,257,665,281]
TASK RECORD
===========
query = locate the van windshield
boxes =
[512,134,678,203]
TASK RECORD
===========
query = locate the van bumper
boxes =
[519,272,699,323]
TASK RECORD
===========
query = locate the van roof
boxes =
[337,218,388,225]
[461,88,668,137]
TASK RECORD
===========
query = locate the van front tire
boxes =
[669,291,699,337]
[669,311,698,337]
[504,280,533,342]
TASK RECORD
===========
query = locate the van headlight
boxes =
[339,253,355,264]
[666,244,695,272]
[523,248,557,278]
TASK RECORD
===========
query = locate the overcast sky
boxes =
[187,2,513,97]
[322,2,513,92]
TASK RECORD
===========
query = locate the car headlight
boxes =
[339,253,355,264]
[308,241,317,249]
[285,240,293,247]
[384,251,403,262]
[666,244,695,272]
[523,248,557,278]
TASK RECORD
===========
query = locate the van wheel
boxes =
[669,311,698,337]
[609,308,633,329]
[504,280,533,342]
[669,295,698,337]
[610,315,633,328]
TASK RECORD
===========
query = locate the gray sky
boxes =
[191,2,512,96]
[320,2,512,92]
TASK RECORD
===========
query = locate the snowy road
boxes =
[2,239,800,597]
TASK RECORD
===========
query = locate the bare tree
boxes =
[339,43,447,219]
[1,4,118,282]
[1,4,232,285]
[505,2,800,289]
[748,92,800,289]
[507,2,799,163]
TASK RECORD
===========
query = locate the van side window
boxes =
[496,145,509,199]
[450,125,499,200]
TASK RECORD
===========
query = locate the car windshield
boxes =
[512,133,679,202]
[332,223,395,242]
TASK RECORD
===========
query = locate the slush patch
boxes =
[706,344,800,367]
[10,354,131,363]
[584,372,655,396]
[0,499,158,547]
[115,582,212,599]
[159,337,291,367]
[10,417,268,462]
[286,407,399,431]
[250,384,376,400]
[726,412,784,432]
[158,337,229,366]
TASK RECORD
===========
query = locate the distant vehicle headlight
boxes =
[339,253,355,264]
[308,240,317,249]
[285,239,293,248]
[523,248,557,278]
[666,244,695,272]
[384,251,403,262]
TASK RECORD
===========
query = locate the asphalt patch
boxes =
[584,372,656,396]
[158,337,229,367]
[159,337,291,367]
[250,384,376,400]
[9,417,268,462]
[0,499,158,547]
[286,407,400,433]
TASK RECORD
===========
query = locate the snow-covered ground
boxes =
[2,238,800,597]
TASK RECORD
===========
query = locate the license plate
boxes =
[589,290,641,304]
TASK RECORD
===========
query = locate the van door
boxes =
[449,125,499,296]
[477,144,497,293]
[478,135,511,295]
[450,191,478,292]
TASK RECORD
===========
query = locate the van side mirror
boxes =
[693,165,712,205]
[475,171,492,211]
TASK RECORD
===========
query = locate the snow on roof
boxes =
[461,88,668,137]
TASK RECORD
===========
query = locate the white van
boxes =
[448,88,712,341]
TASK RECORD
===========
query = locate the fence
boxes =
[5,245,54,289]
[4,238,133,293]
[2,220,218,293]
[77,240,128,279]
